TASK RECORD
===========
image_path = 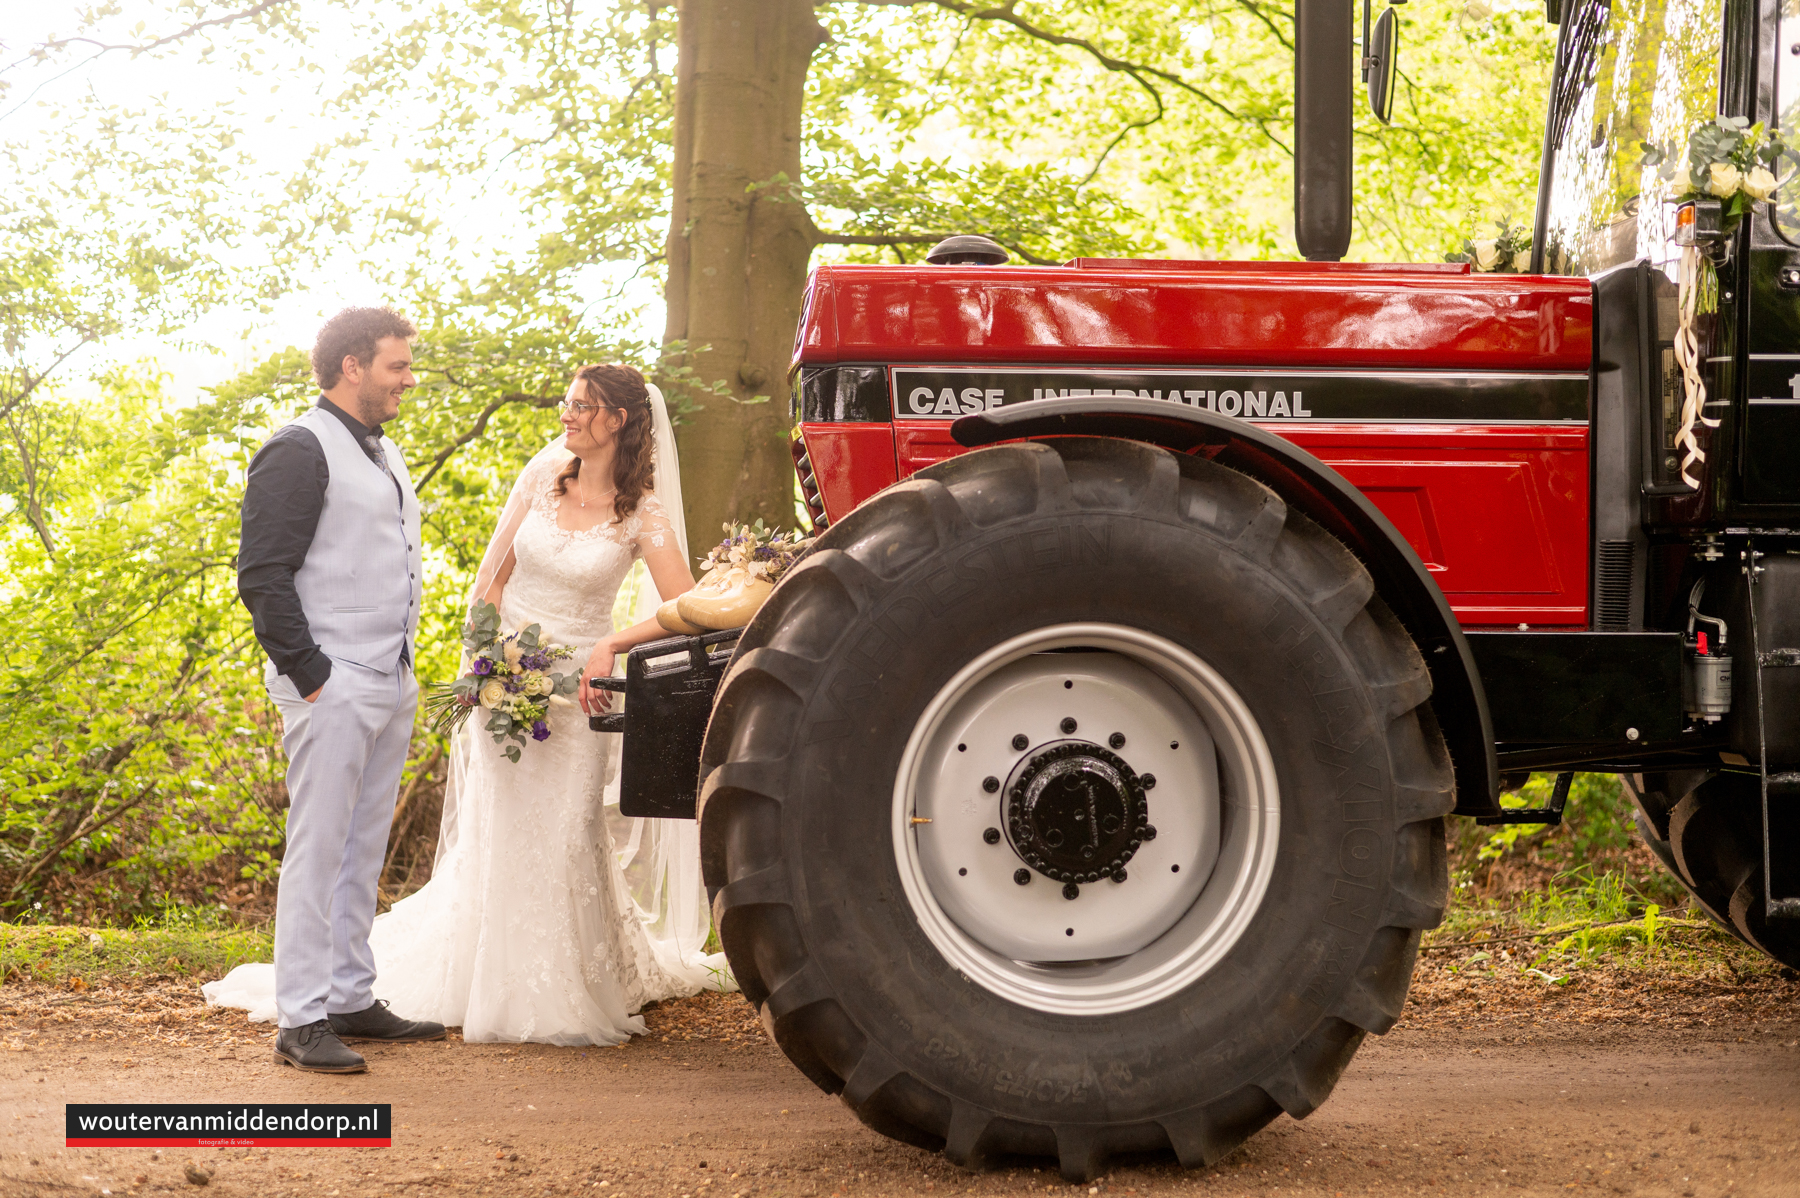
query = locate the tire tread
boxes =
[702,439,1455,1178]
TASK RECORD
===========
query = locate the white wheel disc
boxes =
[893,624,1281,1016]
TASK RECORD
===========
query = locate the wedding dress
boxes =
[207,388,732,1045]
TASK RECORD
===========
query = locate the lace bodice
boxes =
[502,488,679,644]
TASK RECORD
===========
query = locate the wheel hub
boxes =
[1005,742,1149,884]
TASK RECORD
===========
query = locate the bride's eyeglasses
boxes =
[559,398,601,417]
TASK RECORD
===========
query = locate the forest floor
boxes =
[4,962,1799,1198]
[8,782,1800,1196]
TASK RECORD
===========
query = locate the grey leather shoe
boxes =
[328,999,446,1043]
[274,1020,367,1073]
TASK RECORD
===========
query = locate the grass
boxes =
[3,772,1792,992]
[0,909,270,986]
[1428,772,1797,985]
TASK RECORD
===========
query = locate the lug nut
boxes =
[1062,882,1080,900]
[982,776,999,793]
[983,827,1001,844]
[1012,734,1030,751]
[1109,732,1126,749]
[1143,824,1158,840]
[1141,773,1157,790]
[1014,869,1032,886]
[1060,717,1077,735]
[1111,869,1128,883]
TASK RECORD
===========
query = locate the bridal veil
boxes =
[444,381,729,994]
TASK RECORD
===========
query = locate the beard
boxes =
[354,371,397,427]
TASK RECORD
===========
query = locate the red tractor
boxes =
[599,0,1800,1180]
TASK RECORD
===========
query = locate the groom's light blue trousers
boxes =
[267,658,418,1029]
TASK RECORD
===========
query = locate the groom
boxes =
[238,307,446,1072]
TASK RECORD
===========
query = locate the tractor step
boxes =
[1474,771,1574,826]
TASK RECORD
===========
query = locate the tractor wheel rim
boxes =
[893,623,1281,1016]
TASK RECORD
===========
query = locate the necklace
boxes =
[577,483,617,510]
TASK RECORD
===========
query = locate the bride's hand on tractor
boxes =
[580,638,620,715]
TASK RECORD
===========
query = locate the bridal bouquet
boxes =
[424,601,583,762]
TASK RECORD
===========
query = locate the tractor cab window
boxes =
[1775,0,1800,242]
[1539,0,1726,276]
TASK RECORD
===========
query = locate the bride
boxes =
[208,363,731,1045]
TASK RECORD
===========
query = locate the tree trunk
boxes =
[664,0,824,562]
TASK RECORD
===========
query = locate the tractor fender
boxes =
[951,396,1501,817]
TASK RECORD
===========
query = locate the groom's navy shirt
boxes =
[238,396,402,696]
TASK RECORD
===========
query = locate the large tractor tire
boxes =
[1627,771,1800,968]
[697,438,1456,1179]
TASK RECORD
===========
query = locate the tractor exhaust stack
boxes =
[1294,0,1353,261]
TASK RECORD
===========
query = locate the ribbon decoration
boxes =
[1672,244,1720,490]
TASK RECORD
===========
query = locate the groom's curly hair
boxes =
[556,364,656,522]
[311,307,417,390]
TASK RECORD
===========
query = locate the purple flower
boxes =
[472,658,493,676]
[530,720,551,742]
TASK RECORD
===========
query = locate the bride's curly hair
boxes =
[555,364,655,521]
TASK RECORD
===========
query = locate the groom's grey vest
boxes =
[291,406,423,673]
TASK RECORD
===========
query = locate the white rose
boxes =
[1471,239,1500,271]
[1743,165,1779,202]
[1512,249,1532,272]
[525,672,548,696]
[1670,163,1693,194]
[1706,162,1742,197]
[478,679,506,708]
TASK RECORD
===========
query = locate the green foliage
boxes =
[815,0,1558,262]
[1446,215,1535,273]
[0,912,272,984]
[1434,773,1739,979]
[0,367,291,920]
[1472,773,1641,869]
[0,0,1598,927]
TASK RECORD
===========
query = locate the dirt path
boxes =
[4,982,1799,1198]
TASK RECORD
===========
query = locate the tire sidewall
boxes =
[781,499,1404,1121]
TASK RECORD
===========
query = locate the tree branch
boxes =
[409,391,557,492]
[1232,0,1293,51]
[6,0,292,71]
[849,0,1291,155]
[4,782,157,904]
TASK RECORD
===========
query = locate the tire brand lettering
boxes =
[1269,603,1361,747]
[1300,934,1355,1005]
[1311,729,1391,935]
[923,1037,986,1085]
[1261,607,1312,653]
[1097,1060,1137,1098]
[1338,827,1382,878]
[992,1069,1089,1105]
[1322,877,1377,933]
